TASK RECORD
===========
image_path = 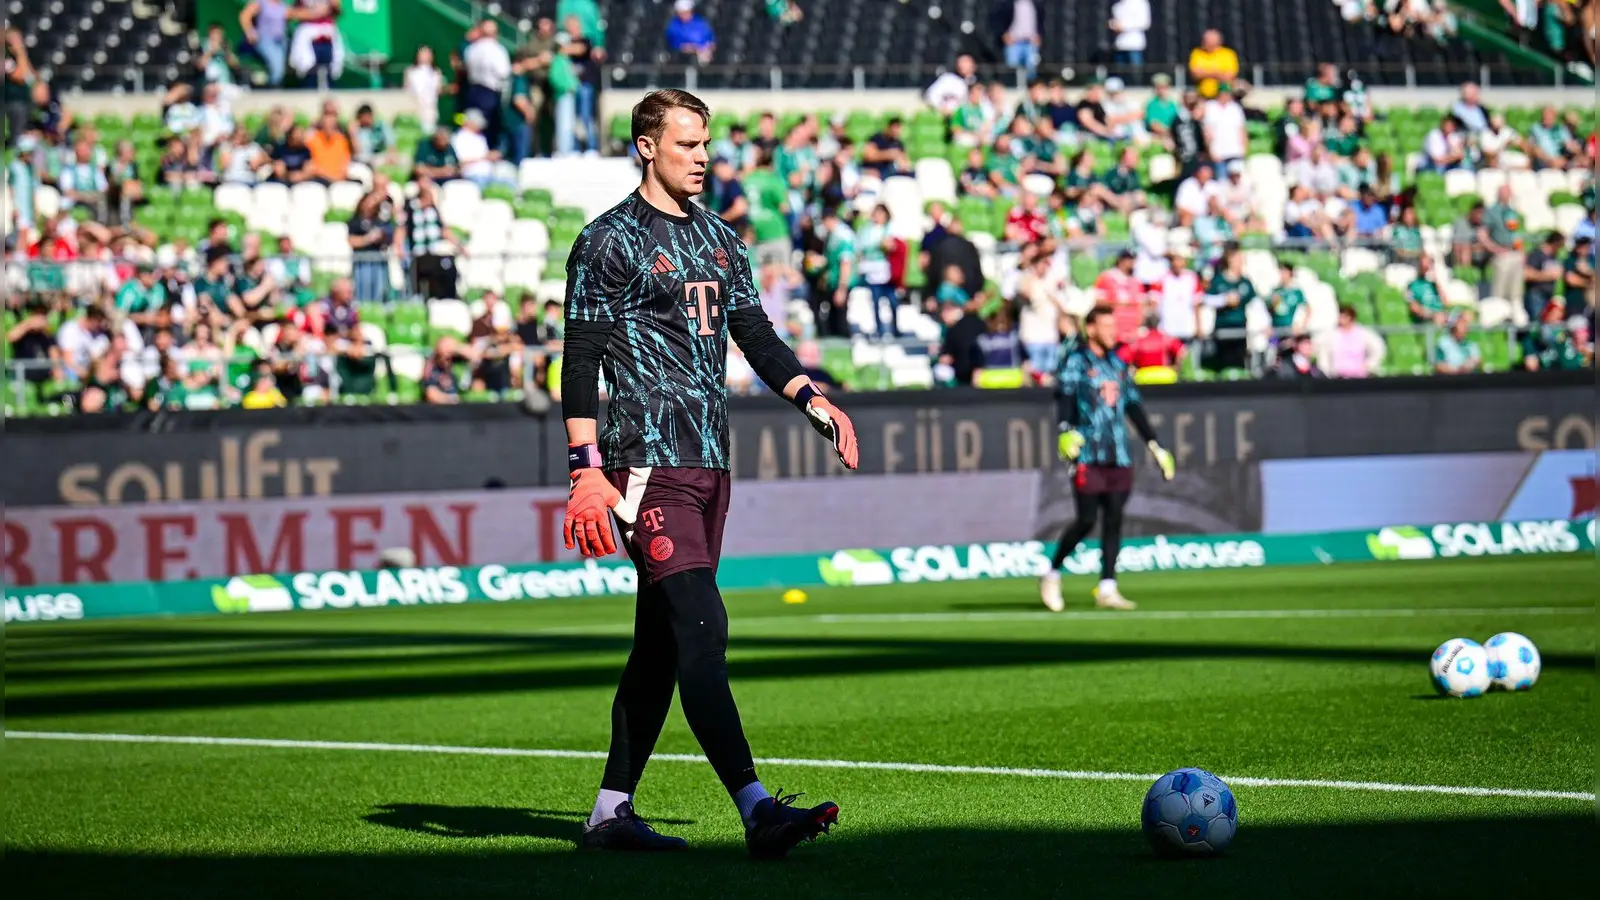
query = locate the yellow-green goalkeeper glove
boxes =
[1058,429,1085,461]
[1148,441,1176,481]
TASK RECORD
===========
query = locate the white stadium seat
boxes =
[1536,168,1569,197]
[214,182,253,215]
[328,180,365,212]
[1477,297,1513,329]
[290,181,329,217]
[1383,263,1417,289]
[1443,279,1478,307]
[33,184,61,219]
[1147,154,1178,184]
[508,219,551,256]
[1340,247,1381,277]
[1554,204,1587,238]
[1444,169,1477,197]
[345,162,374,189]
[913,157,957,204]
[439,179,482,227]
[1304,282,1339,334]
[1475,168,1506,202]
[358,320,389,352]
[428,298,474,336]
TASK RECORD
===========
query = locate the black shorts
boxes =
[1074,464,1134,495]
[606,466,732,585]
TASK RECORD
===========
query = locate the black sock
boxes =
[1099,491,1130,581]
[1050,488,1102,570]
[657,567,759,795]
[599,582,678,795]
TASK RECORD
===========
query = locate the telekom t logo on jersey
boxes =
[683,281,722,336]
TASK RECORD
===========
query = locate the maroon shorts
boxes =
[1074,464,1134,495]
[605,466,732,585]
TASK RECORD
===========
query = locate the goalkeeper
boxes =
[1040,305,1175,612]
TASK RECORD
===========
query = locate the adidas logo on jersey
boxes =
[651,254,677,275]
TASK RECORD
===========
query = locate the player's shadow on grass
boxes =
[9,627,1595,718]
[362,804,694,843]
[8,815,1592,899]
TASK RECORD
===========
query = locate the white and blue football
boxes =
[1141,767,1238,857]
[1430,638,1491,698]
[1485,632,1541,691]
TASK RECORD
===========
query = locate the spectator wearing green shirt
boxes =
[1267,260,1308,334]
[1099,145,1144,215]
[957,147,998,199]
[1433,310,1481,375]
[1202,248,1255,371]
[1525,106,1581,170]
[1303,63,1340,106]
[1563,236,1594,318]
[1406,255,1449,325]
[1482,184,1525,311]
[413,127,461,182]
[115,264,167,331]
[1323,114,1361,159]
[951,82,990,147]
[1143,73,1180,146]
[855,204,899,337]
[935,264,971,309]
[1390,205,1424,264]
[818,206,856,335]
[1522,304,1587,371]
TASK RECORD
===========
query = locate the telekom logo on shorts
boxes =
[642,507,665,532]
[683,281,722,336]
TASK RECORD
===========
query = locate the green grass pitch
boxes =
[6,555,1594,898]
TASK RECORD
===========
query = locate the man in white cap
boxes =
[451,109,500,188]
[665,1,717,65]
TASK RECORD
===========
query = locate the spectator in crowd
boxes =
[305,110,352,183]
[1203,247,1254,370]
[1407,254,1449,325]
[1477,112,1520,169]
[1096,250,1146,345]
[115,262,167,332]
[1527,105,1582,169]
[196,22,241,91]
[1004,191,1049,244]
[1202,83,1249,167]
[1174,162,1220,228]
[1421,115,1468,173]
[1522,301,1588,370]
[855,204,899,337]
[404,45,444,135]
[1391,204,1425,264]
[1016,252,1067,373]
[467,290,523,393]
[422,335,467,404]
[347,190,397,305]
[993,0,1041,78]
[1451,200,1490,268]
[1075,81,1116,142]
[462,19,511,155]
[7,301,59,393]
[351,104,394,166]
[240,363,288,409]
[1322,304,1385,377]
[862,116,911,179]
[554,13,600,155]
[936,298,986,386]
[289,1,347,86]
[706,156,750,232]
[1188,28,1239,99]
[271,125,317,184]
[509,19,556,162]
[1270,332,1325,379]
[1523,230,1567,320]
[239,1,291,87]
[1266,259,1308,335]
[665,0,717,64]
[1433,309,1483,374]
[4,26,33,143]
[332,326,387,399]
[1450,82,1490,134]
[1155,248,1201,340]
[59,139,109,224]
[106,139,145,225]
[158,135,203,188]
[452,109,502,187]
[1483,184,1526,313]
[1143,74,1180,146]
[977,305,1024,373]
[1100,78,1146,144]
[414,126,462,181]
[1564,235,1594,317]
[219,126,266,185]
[924,53,979,116]
[1350,185,1390,238]
[1109,0,1151,70]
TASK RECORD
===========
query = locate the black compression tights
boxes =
[599,568,759,797]
[1049,489,1130,580]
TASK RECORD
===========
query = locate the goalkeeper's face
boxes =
[644,108,711,199]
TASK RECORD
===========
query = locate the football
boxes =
[1430,638,1491,698]
[1484,632,1541,691]
[1140,768,1238,857]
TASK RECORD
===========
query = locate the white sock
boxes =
[1098,578,1117,595]
[733,781,771,828]
[588,789,631,826]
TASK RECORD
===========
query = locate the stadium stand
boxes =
[2,2,1595,418]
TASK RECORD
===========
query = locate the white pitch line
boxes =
[805,607,1591,625]
[6,730,1591,803]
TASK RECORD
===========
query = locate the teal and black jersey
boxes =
[1055,344,1147,468]
[565,191,762,470]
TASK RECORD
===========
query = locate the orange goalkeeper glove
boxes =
[563,445,637,557]
[801,389,860,470]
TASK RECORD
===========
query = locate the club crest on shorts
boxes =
[712,247,730,269]
[649,536,675,562]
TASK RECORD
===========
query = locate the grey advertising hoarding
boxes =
[3,374,1591,507]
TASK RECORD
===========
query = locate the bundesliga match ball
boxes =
[1141,768,1238,857]
[1485,632,1541,691]
[1429,638,1491,698]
